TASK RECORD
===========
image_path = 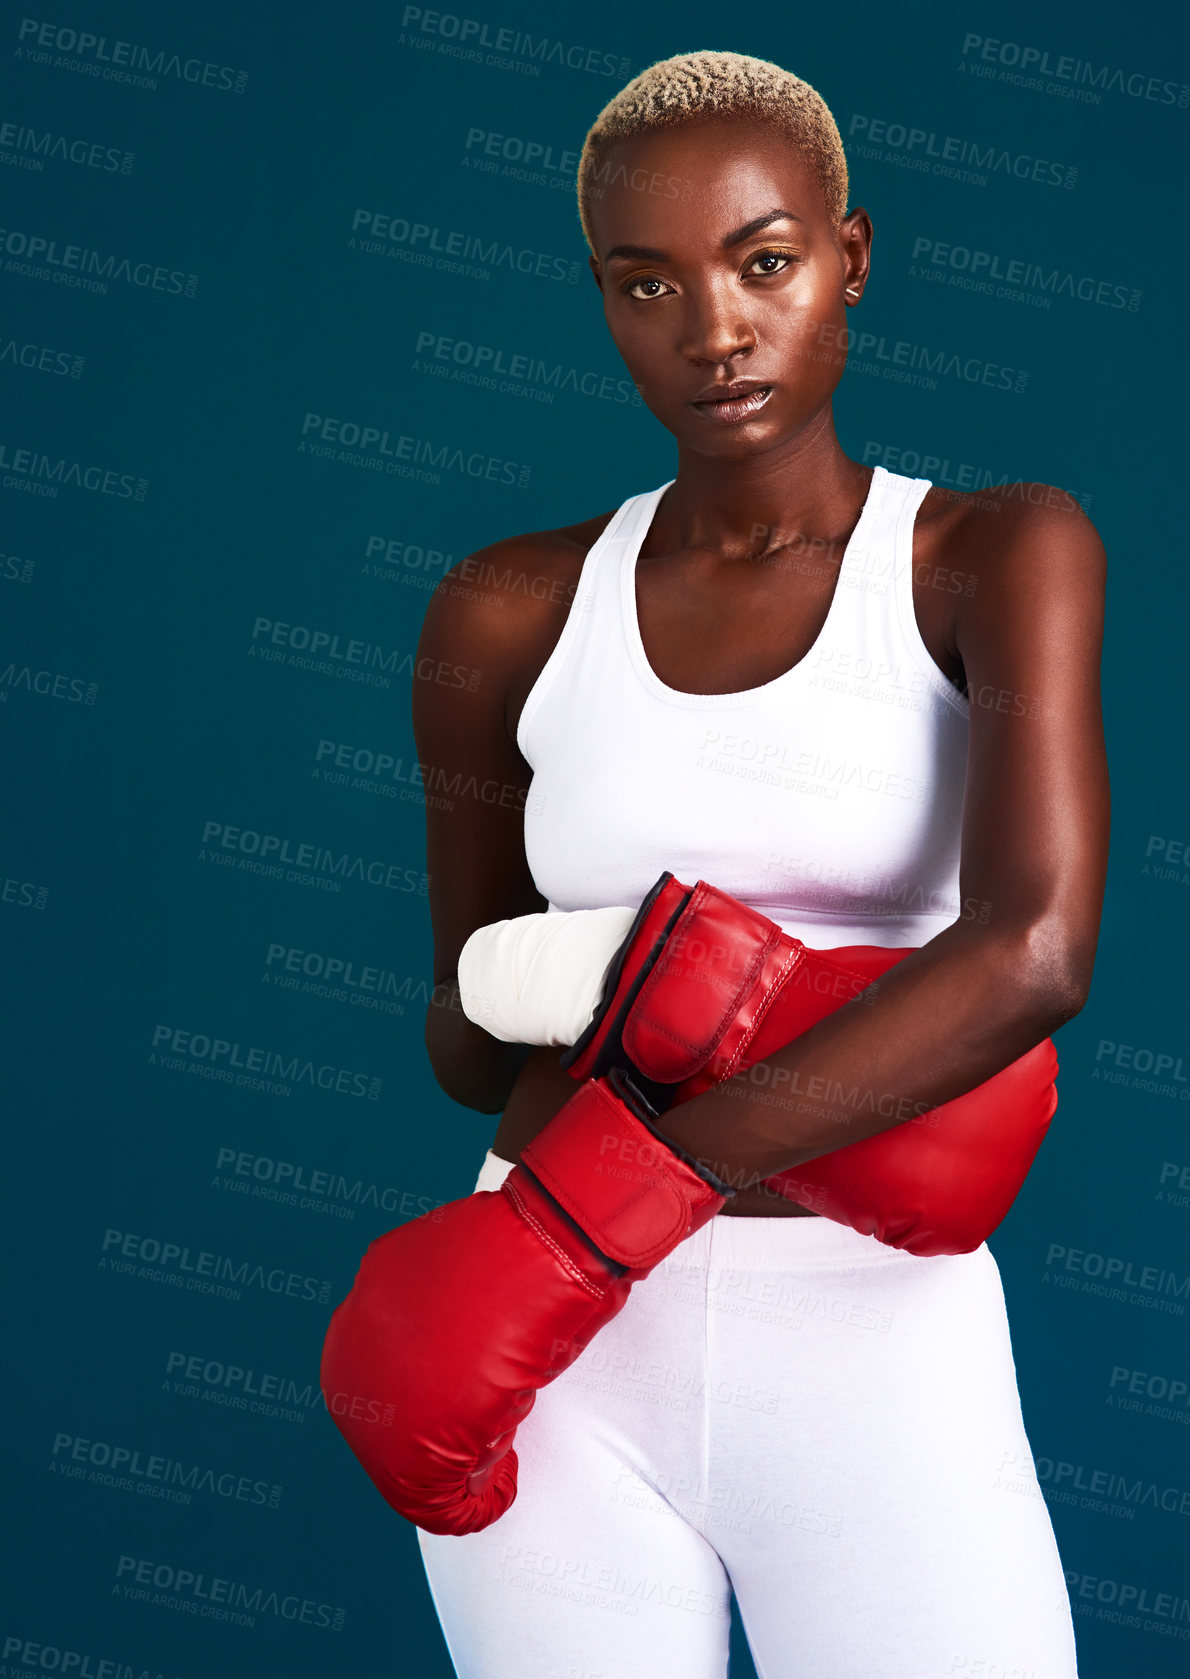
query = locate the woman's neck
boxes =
[654,413,870,561]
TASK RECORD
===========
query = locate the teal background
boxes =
[2,0,1188,1672]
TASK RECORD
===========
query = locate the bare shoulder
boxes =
[417,506,618,667]
[918,478,1106,603]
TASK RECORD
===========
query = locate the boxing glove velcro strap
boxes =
[559,871,689,1080]
[620,880,799,1083]
[604,1065,737,1198]
[561,874,801,1087]
[517,1072,732,1271]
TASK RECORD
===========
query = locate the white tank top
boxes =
[517,464,971,949]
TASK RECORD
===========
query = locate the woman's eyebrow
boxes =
[603,240,669,263]
[603,209,805,265]
[723,209,804,247]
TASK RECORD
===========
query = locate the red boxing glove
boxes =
[562,871,872,1095]
[320,1067,733,1535]
[561,873,1058,1256]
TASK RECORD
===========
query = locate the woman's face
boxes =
[585,117,871,458]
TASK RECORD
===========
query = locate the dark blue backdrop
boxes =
[3,2,1188,1673]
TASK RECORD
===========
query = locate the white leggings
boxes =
[416,1150,1078,1679]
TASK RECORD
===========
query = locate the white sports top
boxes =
[517,465,971,949]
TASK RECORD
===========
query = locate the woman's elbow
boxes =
[424,985,531,1112]
[1017,919,1098,1030]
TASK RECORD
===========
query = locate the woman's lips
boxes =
[690,385,774,424]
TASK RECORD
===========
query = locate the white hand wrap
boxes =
[456,904,638,1047]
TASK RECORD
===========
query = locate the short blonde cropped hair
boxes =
[577,49,849,251]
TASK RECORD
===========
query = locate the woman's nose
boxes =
[678,282,756,366]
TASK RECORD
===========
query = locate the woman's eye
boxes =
[624,275,671,300]
[746,249,795,276]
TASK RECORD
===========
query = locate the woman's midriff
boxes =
[489,1046,820,1218]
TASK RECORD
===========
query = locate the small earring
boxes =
[845,287,859,297]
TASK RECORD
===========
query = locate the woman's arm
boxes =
[656,487,1110,1191]
[411,526,599,1112]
